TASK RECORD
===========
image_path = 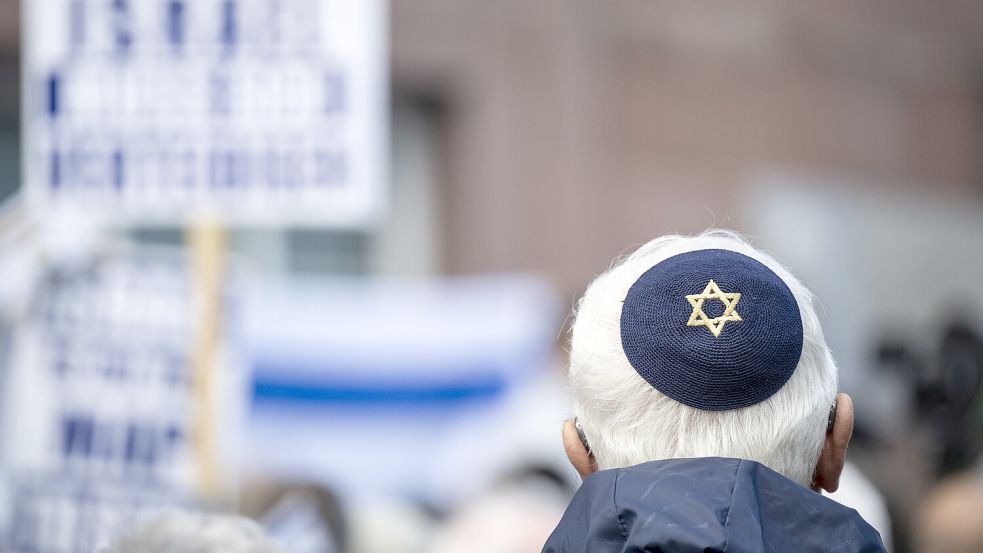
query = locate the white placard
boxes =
[23,0,387,227]
[0,249,242,552]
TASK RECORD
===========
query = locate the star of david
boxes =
[686,279,742,337]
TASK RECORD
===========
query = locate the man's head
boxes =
[563,230,853,491]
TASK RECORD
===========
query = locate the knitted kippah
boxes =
[620,249,803,411]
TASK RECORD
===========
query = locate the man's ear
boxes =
[813,393,854,493]
[562,419,598,480]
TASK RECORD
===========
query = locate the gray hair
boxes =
[109,510,284,553]
[569,230,838,486]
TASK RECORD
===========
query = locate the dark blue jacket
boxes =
[543,457,886,553]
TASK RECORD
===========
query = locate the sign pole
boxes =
[188,224,227,501]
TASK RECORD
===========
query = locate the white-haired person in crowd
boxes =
[544,230,887,552]
[109,510,284,553]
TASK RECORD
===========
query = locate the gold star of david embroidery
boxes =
[686,279,742,337]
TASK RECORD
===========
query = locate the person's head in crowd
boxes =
[917,470,983,553]
[430,466,570,553]
[108,510,284,553]
[563,230,853,490]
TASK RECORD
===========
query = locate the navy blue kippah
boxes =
[620,249,803,411]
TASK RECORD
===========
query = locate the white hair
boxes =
[108,510,284,553]
[569,230,838,487]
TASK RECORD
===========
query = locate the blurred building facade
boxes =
[391,0,983,296]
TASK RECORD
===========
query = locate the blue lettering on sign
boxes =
[61,414,185,471]
[124,424,138,463]
[209,71,230,115]
[166,425,182,447]
[167,0,186,50]
[62,415,94,458]
[221,0,237,54]
[209,149,238,188]
[112,149,125,191]
[111,0,133,56]
[47,73,59,117]
[49,149,61,190]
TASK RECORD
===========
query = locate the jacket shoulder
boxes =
[541,469,625,553]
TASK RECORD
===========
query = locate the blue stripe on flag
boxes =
[252,380,506,404]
